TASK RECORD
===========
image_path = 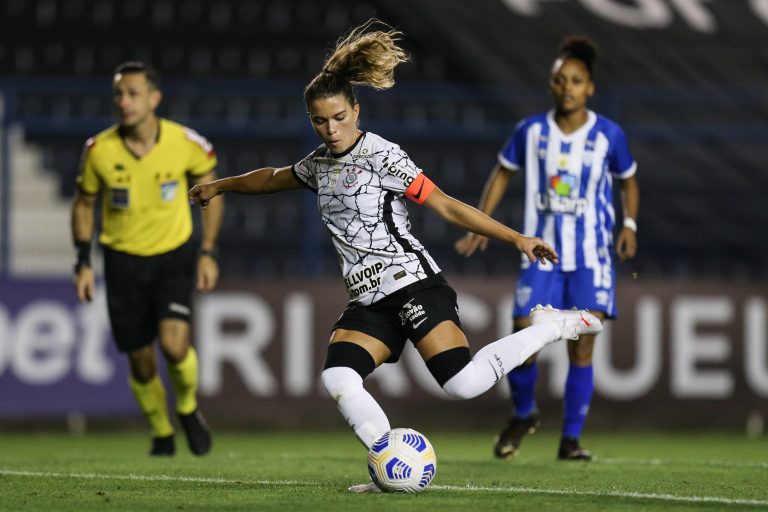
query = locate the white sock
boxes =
[321,367,391,449]
[442,322,558,399]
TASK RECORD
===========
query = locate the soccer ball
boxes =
[367,428,437,493]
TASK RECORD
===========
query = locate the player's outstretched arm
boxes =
[189,166,302,209]
[455,163,513,257]
[424,186,558,265]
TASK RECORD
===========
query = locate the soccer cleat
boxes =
[178,409,212,456]
[530,304,602,341]
[558,437,593,461]
[347,481,382,493]
[150,435,175,456]
[493,413,541,459]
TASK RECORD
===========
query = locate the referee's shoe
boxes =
[150,435,175,456]
[179,409,212,456]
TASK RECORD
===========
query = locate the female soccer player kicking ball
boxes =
[190,20,602,491]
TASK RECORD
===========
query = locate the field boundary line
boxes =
[1,468,766,507]
[431,483,768,507]
[599,457,768,469]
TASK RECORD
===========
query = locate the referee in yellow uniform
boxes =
[70,62,223,456]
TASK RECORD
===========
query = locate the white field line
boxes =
[429,484,768,507]
[442,455,768,470]
[598,457,768,469]
[1,468,767,507]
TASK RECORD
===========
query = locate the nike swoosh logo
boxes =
[413,179,425,199]
[579,313,591,326]
[487,359,500,381]
[412,317,428,329]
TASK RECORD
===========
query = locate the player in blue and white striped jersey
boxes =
[457,36,639,461]
[191,21,603,491]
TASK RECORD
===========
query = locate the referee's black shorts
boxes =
[103,240,196,353]
[333,273,462,363]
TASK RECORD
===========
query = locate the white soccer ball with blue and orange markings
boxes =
[367,428,437,493]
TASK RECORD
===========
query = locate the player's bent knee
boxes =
[321,366,362,400]
[441,363,488,400]
[427,348,493,400]
[323,341,376,379]
[425,347,471,387]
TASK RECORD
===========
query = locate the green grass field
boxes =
[1,429,766,511]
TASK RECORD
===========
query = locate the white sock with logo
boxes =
[442,323,559,399]
[321,366,391,449]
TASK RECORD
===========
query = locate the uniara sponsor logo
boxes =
[535,192,590,216]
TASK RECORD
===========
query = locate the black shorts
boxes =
[333,274,462,363]
[103,241,196,353]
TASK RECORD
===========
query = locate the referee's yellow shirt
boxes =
[77,118,217,256]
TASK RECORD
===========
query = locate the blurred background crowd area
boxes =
[1,0,766,281]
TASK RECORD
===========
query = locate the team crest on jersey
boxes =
[161,181,178,201]
[342,168,363,189]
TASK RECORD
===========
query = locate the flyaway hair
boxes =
[304,19,409,106]
[323,19,409,90]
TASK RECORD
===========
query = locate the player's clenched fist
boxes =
[189,182,220,209]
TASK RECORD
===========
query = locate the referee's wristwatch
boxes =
[73,240,92,274]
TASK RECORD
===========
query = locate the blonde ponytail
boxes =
[305,19,409,106]
[323,19,409,90]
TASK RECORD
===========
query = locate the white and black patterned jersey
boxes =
[292,131,440,305]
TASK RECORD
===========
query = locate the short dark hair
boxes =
[113,61,161,89]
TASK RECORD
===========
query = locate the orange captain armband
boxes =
[404,173,436,205]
